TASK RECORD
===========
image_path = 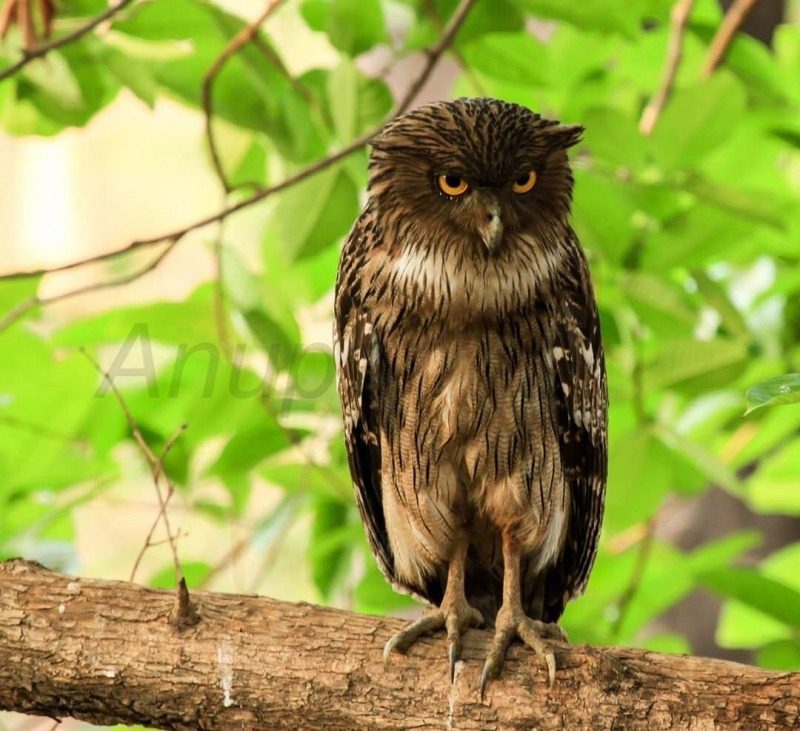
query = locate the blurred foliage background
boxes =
[2,0,800,727]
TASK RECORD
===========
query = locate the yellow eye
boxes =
[437,174,469,196]
[512,170,537,194]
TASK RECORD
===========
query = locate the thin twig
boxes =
[127,423,189,583]
[701,0,760,77]
[80,349,185,584]
[0,0,133,83]
[0,0,478,325]
[202,0,284,193]
[0,238,179,334]
[422,0,484,96]
[639,0,696,136]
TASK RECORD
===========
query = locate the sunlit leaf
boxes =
[745,374,800,415]
[649,73,746,170]
[700,568,800,628]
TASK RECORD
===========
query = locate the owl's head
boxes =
[369,98,582,253]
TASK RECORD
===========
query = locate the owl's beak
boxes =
[477,193,503,253]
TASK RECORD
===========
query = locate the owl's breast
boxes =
[376,230,565,321]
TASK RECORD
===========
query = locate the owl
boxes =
[334,97,607,695]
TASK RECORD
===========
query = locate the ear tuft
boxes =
[547,124,584,150]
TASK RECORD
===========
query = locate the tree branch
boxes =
[0,238,179,334]
[639,0,696,136]
[0,0,133,84]
[202,0,284,193]
[0,0,478,331]
[0,559,797,730]
[701,0,761,77]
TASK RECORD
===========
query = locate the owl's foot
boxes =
[479,606,567,699]
[383,594,484,682]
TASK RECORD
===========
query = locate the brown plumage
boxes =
[334,97,607,692]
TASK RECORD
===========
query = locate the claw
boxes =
[478,611,562,700]
[544,651,556,687]
[479,657,494,700]
[382,633,402,667]
[448,638,459,683]
[382,596,482,679]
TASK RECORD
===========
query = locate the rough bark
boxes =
[0,559,797,730]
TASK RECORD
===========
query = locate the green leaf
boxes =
[747,445,800,515]
[582,107,646,169]
[0,331,115,498]
[0,276,41,324]
[149,561,211,589]
[757,640,800,671]
[684,177,789,230]
[324,60,392,141]
[308,494,352,598]
[283,349,338,414]
[572,169,635,262]
[700,568,800,628]
[639,633,691,655]
[116,0,327,161]
[243,309,300,366]
[100,46,158,107]
[622,271,696,338]
[643,337,749,392]
[207,414,292,488]
[354,560,416,615]
[273,163,358,261]
[511,0,642,36]
[691,271,749,340]
[745,374,800,415]
[300,0,387,56]
[641,205,757,270]
[16,40,120,134]
[460,32,549,86]
[405,0,524,50]
[228,138,268,189]
[604,429,673,534]
[718,543,800,649]
[55,284,216,346]
[649,73,747,170]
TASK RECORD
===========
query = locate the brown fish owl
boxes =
[334,97,607,693]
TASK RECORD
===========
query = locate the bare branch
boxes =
[80,349,185,585]
[701,0,761,77]
[0,238,179,334]
[639,0,696,136]
[128,423,189,584]
[0,0,133,84]
[202,0,284,193]
[2,559,799,730]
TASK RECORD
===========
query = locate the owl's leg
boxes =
[479,530,567,699]
[383,538,483,681]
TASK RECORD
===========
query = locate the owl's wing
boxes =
[334,213,395,584]
[540,235,608,622]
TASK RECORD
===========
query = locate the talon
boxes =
[383,634,401,667]
[478,610,563,697]
[479,657,495,700]
[381,594,482,679]
[545,651,556,687]
[448,638,459,682]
